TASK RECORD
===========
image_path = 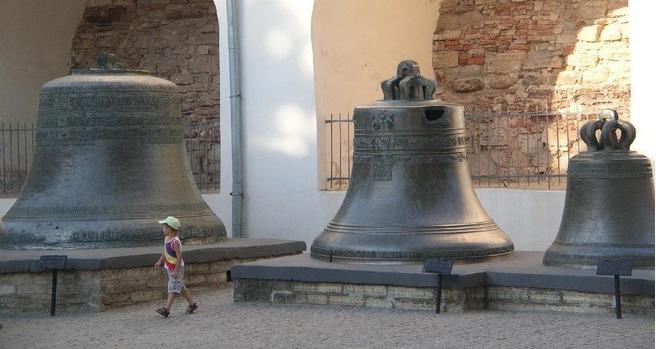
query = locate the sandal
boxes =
[186,303,198,314]
[156,307,170,318]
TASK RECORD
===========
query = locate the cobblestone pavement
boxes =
[2,286,653,349]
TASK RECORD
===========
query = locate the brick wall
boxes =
[433,0,630,115]
[70,0,219,126]
[432,0,630,185]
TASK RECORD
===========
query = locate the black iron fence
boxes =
[0,122,220,196]
[325,111,596,191]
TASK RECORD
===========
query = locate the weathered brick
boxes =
[271,290,294,304]
[184,263,209,274]
[130,289,166,302]
[388,286,434,300]
[328,295,365,307]
[306,294,328,305]
[528,288,563,304]
[0,285,16,296]
[485,52,526,73]
[488,287,530,302]
[364,297,393,309]
[101,292,130,305]
[70,0,220,145]
[343,285,387,298]
[294,283,343,295]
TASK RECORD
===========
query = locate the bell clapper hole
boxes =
[425,108,445,122]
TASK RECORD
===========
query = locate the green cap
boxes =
[158,216,180,230]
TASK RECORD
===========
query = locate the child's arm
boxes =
[171,240,183,278]
[154,251,164,270]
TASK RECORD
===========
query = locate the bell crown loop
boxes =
[580,109,636,151]
[72,52,150,76]
[95,52,119,70]
[381,60,437,101]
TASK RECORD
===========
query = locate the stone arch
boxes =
[70,0,221,188]
[432,0,630,185]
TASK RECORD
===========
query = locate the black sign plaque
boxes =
[596,260,632,276]
[32,255,68,316]
[596,260,632,319]
[422,259,454,314]
[423,259,454,275]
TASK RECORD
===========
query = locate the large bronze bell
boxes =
[0,54,226,249]
[544,110,654,268]
[311,60,514,262]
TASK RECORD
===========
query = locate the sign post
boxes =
[33,255,68,316]
[596,260,632,319]
[423,259,454,314]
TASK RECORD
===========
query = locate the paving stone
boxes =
[2,288,654,348]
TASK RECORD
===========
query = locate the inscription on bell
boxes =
[0,55,226,249]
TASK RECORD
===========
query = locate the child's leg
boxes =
[180,287,194,305]
[165,292,178,311]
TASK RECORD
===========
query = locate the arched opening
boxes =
[311,0,441,190]
[70,0,221,191]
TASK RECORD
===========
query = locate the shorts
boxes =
[166,265,185,294]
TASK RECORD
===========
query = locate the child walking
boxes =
[154,216,198,317]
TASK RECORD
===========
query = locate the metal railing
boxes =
[325,111,596,191]
[325,113,353,191]
[0,122,220,196]
[466,111,596,190]
[184,121,220,193]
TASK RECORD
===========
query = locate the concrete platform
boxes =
[0,239,306,315]
[232,252,654,314]
[0,238,306,273]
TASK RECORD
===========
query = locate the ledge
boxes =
[0,239,307,274]
[232,252,654,296]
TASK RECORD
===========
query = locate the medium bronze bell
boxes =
[0,54,226,248]
[311,60,514,262]
[543,110,654,268]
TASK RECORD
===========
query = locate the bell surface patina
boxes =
[544,110,655,268]
[0,54,226,249]
[311,60,514,263]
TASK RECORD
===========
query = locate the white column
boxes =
[630,0,656,162]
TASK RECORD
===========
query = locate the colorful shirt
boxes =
[164,236,184,271]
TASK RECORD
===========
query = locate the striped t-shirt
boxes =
[164,236,184,271]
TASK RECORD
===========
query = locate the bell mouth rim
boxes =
[361,100,463,108]
[310,248,515,264]
[71,69,151,76]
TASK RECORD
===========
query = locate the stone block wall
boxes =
[433,0,630,115]
[234,280,487,313]
[0,259,243,315]
[234,279,655,315]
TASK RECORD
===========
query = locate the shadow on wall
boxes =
[246,1,316,161]
[432,0,630,116]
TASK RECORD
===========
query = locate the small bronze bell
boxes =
[543,109,655,268]
[311,60,514,263]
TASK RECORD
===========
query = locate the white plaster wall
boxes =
[214,0,340,241]
[209,0,568,251]
[0,188,565,251]
[0,0,86,123]
[475,189,565,252]
[629,0,656,163]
